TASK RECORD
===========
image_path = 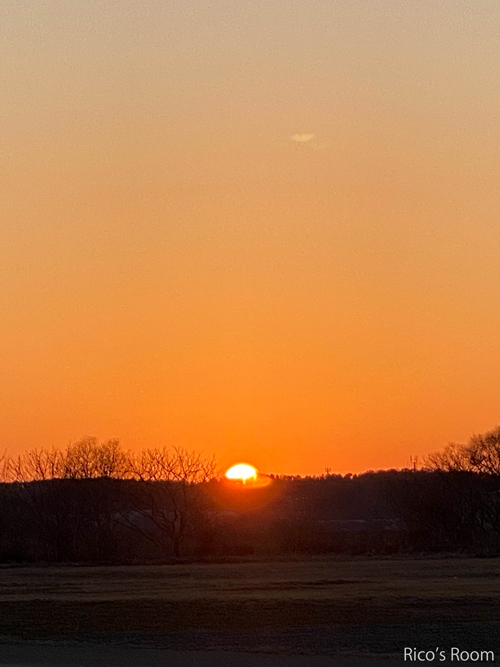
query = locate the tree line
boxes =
[0,437,217,484]
[1,428,500,563]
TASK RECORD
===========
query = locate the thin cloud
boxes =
[290,133,316,143]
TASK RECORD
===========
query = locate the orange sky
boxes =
[2,1,500,475]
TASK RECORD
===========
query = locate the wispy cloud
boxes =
[290,133,316,143]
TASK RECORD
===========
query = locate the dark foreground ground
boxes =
[1,557,499,666]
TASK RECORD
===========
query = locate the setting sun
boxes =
[225,463,258,483]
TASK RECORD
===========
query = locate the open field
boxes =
[1,557,500,663]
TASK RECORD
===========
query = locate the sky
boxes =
[1,1,500,475]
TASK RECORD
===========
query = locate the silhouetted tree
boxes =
[62,437,127,479]
[426,427,500,475]
[121,447,218,557]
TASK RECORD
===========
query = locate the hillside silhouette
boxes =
[1,430,500,563]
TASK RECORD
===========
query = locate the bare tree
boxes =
[425,427,500,551]
[426,427,500,475]
[425,442,471,472]
[2,453,30,482]
[1,438,128,482]
[123,447,218,557]
[0,450,9,482]
[19,448,63,481]
[61,437,127,479]
[468,429,500,475]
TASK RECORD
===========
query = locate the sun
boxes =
[225,463,258,483]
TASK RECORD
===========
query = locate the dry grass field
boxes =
[1,557,499,659]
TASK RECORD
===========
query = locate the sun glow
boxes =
[225,463,258,483]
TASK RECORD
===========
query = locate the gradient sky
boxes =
[2,1,500,475]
